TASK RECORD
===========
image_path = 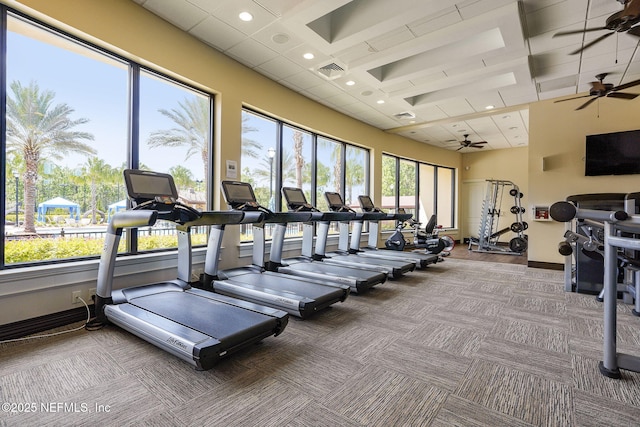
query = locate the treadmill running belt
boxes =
[130,292,277,343]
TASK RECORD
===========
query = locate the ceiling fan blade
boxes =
[553,27,608,37]
[456,146,464,151]
[554,94,593,103]
[471,141,488,145]
[568,31,614,55]
[471,145,485,149]
[607,92,639,100]
[575,97,598,110]
[612,78,640,91]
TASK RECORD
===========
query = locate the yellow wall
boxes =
[8,0,461,268]
[528,97,640,264]
[460,147,529,242]
[9,0,640,270]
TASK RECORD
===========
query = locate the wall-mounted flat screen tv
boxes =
[585,130,640,176]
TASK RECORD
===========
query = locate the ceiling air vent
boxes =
[394,111,416,120]
[315,60,347,80]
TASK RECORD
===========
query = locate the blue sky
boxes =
[7,21,205,180]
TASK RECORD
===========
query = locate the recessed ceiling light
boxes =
[345,80,355,86]
[303,52,315,60]
[377,100,385,104]
[485,105,495,110]
[239,11,253,22]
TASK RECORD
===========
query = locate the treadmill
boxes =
[94,169,288,371]
[320,191,416,278]
[196,180,349,319]
[272,187,387,293]
[356,195,439,268]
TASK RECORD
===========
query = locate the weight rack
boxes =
[469,179,527,255]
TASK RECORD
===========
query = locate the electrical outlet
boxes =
[88,288,96,303]
[72,290,82,304]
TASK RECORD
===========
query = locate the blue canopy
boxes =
[37,197,81,222]
[107,199,127,220]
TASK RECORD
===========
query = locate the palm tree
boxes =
[5,80,95,233]
[241,113,263,159]
[81,157,118,224]
[147,96,209,181]
[168,164,194,192]
[292,130,304,188]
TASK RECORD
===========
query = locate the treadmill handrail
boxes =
[108,210,158,232]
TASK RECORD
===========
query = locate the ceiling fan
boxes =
[554,73,640,110]
[457,134,487,151]
[553,0,640,55]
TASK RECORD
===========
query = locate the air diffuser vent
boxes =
[394,111,416,119]
[315,61,347,80]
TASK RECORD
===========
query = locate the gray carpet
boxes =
[1,258,640,426]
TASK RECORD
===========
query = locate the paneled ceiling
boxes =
[132,0,640,151]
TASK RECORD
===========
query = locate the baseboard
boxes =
[0,305,95,342]
[528,261,563,270]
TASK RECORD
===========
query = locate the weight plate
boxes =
[509,237,527,253]
[510,222,523,233]
[509,189,518,196]
[510,206,519,214]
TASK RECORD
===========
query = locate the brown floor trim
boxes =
[528,261,563,270]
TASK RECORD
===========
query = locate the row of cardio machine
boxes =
[94,169,440,370]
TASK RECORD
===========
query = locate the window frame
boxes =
[382,153,457,230]
[1,6,215,269]
[240,107,370,242]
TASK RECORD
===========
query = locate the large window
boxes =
[240,109,370,241]
[383,154,456,232]
[2,10,213,266]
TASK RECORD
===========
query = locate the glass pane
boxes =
[436,167,455,228]
[240,110,278,242]
[418,164,435,226]
[380,155,397,231]
[5,15,128,264]
[281,125,312,210]
[399,159,417,219]
[345,145,368,210]
[316,137,343,213]
[139,70,212,249]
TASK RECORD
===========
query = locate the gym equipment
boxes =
[469,179,527,255]
[94,169,288,370]
[550,200,640,379]
[409,215,453,255]
[197,180,350,319]
[275,187,387,293]
[382,206,452,257]
[322,192,415,278]
[351,195,440,268]
[556,194,627,294]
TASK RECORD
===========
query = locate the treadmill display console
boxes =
[124,169,178,203]
[358,195,376,212]
[282,187,313,211]
[221,180,262,211]
[325,192,351,212]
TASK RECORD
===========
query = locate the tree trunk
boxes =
[293,131,304,189]
[23,156,39,234]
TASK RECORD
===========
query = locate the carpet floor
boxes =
[1,256,639,426]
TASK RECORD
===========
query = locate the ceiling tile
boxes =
[138,0,640,151]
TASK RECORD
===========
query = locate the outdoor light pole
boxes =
[268,147,275,202]
[14,172,19,226]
